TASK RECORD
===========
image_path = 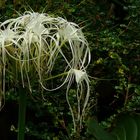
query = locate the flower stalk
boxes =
[18,88,27,140]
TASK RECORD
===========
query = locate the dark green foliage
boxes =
[0,0,140,139]
[87,114,140,140]
[87,118,114,140]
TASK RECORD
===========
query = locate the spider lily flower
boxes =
[64,68,90,132]
[0,26,20,108]
[0,11,91,132]
[73,69,87,83]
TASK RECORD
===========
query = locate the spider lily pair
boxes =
[0,11,91,132]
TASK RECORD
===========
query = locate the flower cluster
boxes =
[0,11,91,131]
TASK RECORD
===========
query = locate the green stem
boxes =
[18,88,27,140]
[45,71,68,81]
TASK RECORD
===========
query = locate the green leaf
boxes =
[111,114,139,140]
[111,126,126,140]
[134,115,140,140]
[87,114,140,140]
[87,118,115,140]
[135,86,140,95]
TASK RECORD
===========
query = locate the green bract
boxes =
[0,11,91,132]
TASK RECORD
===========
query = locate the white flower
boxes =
[0,28,18,45]
[72,69,87,83]
[0,11,91,132]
